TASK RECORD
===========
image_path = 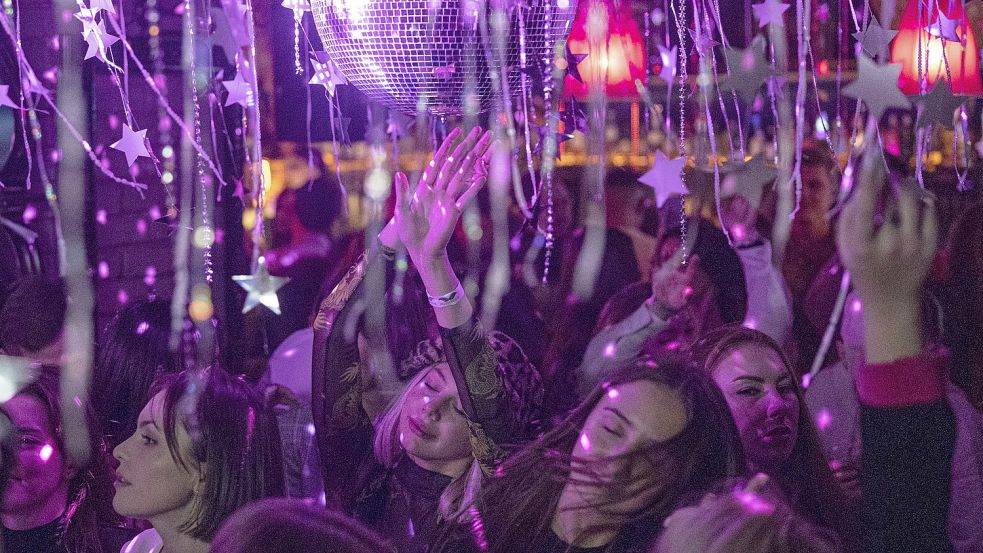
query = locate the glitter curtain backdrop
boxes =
[311,0,577,116]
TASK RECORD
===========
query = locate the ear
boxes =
[190,462,207,496]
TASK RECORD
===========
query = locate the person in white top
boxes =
[114,368,285,553]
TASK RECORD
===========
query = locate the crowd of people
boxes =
[0,125,980,553]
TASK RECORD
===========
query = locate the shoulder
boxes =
[119,528,163,553]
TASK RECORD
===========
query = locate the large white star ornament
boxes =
[639,151,688,208]
[234,258,290,315]
[752,0,790,28]
[110,124,151,167]
[842,55,911,122]
[88,0,117,14]
[720,154,777,209]
[223,74,252,107]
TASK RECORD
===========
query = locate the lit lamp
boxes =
[564,0,646,99]
[890,0,983,95]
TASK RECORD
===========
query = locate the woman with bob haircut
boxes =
[432,355,746,553]
[210,498,392,553]
[113,368,284,553]
[1,369,134,553]
[312,127,543,552]
[687,325,856,549]
[653,474,842,553]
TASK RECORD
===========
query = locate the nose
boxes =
[112,439,126,462]
[423,399,441,422]
[764,389,790,419]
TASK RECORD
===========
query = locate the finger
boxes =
[448,131,493,199]
[394,171,410,211]
[850,152,884,240]
[897,182,919,245]
[437,127,481,192]
[422,127,462,189]
[456,172,487,210]
[920,194,939,262]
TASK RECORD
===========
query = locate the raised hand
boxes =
[836,163,937,363]
[649,250,699,319]
[720,195,762,247]
[394,127,493,265]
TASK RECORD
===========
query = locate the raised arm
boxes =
[576,250,698,397]
[837,163,953,553]
[394,128,515,469]
[720,195,793,342]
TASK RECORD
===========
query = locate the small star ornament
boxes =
[110,124,150,167]
[74,7,100,39]
[657,45,678,84]
[565,45,589,84]
[910,80,967,129]
[310,51,348,96]
[852,16,898,58]
[925,10,961,42]
[639,151,688,208]
[223,73,252,107]
[720,154,777,209]
[84,20,119,63]
[752,0,790,28]
[234,257,290,315]
[842,54,910,122]
[0,84,17,109]
[689,28,720,56]
[721,36,772,103]
[281,0,311,22]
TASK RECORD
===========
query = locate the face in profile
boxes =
[569,379,687,514]
[711,344,799,473]
[398,364,472,474]
[2,394,72,521]
[112,391,200,522]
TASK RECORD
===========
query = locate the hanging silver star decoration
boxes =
[910,80,968,129]
[309,51,348,96]
[83,20,119,64]
[689,27,720,56]
[657,44,677,84]
[842,54,911,122]
[110,123,151,167]
[852,16,898,58]
[925,9,961,42]
[751,0,790,28]
[721,36,773,103]
[223,73,252,107]
[211,3,251,65]
[639,151,688,208]
[565,45,589,84]
[234,258,290,315]
[720,154,777,209]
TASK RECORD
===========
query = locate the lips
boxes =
[407,416,435,440]
[114,472,131,486]
[760,424,794,441]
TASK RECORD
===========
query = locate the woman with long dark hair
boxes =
[1,369,134,553]
[687,325,856,548]
[312,128,544,552]
[432,355,745,553]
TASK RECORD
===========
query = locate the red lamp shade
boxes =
[564,0,646,99]
[890,0,983,95]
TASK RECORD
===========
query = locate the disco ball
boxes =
[311,0,578,116]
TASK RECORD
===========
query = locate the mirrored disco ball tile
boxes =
[311,0,577,116]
